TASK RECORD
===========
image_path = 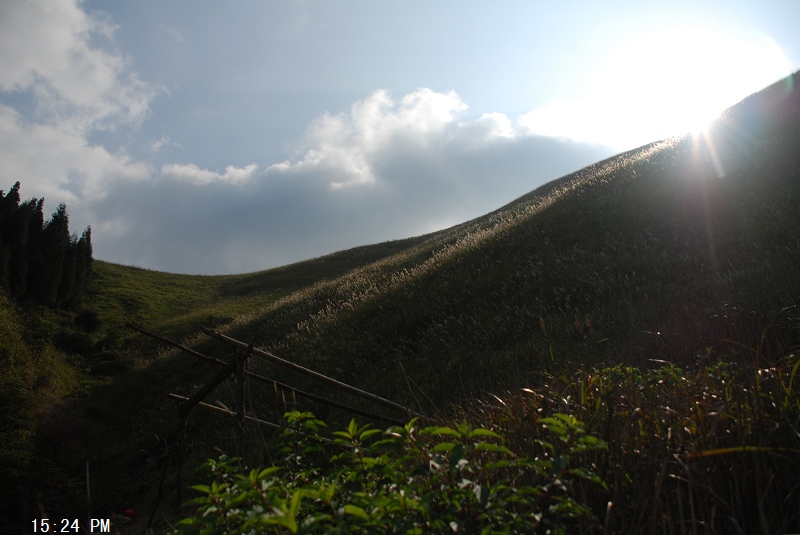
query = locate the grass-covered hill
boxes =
[11,72,800,533]
[157,72,800,413]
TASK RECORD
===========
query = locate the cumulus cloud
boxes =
[268,88,470,188]
[92,88,614,274]
[0,0,155,211]
[0,2,615,275]
[161,163,258,185]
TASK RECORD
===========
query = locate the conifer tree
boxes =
[0,189,8,290]
[25,198,45,303]
[8,200,31,298]
[72,227,92,305]
[0,182,93,308]
[58,234,78,306]
[82,226,93,281]
[0,183,21,289]
[38,203,69,310]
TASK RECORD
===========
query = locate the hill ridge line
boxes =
[187,138,680,355]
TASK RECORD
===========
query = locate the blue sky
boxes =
[0,1,797,274]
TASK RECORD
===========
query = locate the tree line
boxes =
[0,182,92,311]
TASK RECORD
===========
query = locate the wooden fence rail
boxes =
[202,327,421,419]
[124,321,420,530]
[125,322,407,425]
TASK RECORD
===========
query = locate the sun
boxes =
[521,26,793,151]
[601,26,793,147]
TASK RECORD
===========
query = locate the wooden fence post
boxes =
[235,346,252,460]
[202,328,422,419]
[125,323,411,425]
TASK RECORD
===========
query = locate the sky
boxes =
[0,1,797,274]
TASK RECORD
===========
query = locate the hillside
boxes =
[208,73,800,414]
[13,72,800,532]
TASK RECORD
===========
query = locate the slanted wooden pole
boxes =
[168,394,280,430]
[146,438,177,531]
[234,346,251,458]
[202,328,420,418]
[126,321,223,364]
[85,461,92,533]
[179,356,239,418]
[125,322,410,425]
[165,394,342,447]
[176,417,185,510]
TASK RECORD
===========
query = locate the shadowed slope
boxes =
[56,72,800,532]
[204,73,800,420]
[165,71,800,535]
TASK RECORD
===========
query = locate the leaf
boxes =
[469,428,503,440]
[554,413,580,426]
[449,444,466,471]
[360,428,382,441]
[577,435,606,448]
[343,504,369,520]
[474,443,513,456]
[457,420,472,436]
[432,442,457,452]
[484,460,512,470]
[370,438,408,449]
[257,466,282,480]
[422,426,462,438]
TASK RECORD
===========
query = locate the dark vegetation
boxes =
[0,183,93,311]
[0,192,94,527]
[3,73,799,533]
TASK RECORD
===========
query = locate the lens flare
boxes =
[521,26,793,151]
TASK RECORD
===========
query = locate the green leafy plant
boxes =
[174,410,608,534]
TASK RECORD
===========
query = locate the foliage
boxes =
[460,351,800,533]
[175,348,800,534]
[209,99,800,425]
[174,411,607,534]
[0,294,79,524]
[11,73,800,533]
[0,182,93,310]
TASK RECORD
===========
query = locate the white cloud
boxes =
[0,0,617,276]
[0,103,151,204]
[476,112,515,138]
[161,163,258,185]
[83,86,610,274]
[0,0,155,209]
[270,88,515,188]
[87,87,608,274]
[94,116,613,274]
[519,98,597,143]
[148,135,171,153]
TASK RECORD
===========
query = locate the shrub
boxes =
[174,411,607,534]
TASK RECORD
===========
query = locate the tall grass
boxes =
[460,342,800,533]
[34,73,800,532]
[174,335,800,533]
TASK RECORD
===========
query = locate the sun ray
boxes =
[523,26,793,151]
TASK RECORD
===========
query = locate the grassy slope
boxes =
[34,236,443,524]
[89,235,433,344]
[212,76,800,418]
[31,73,800,530]
[0,296,82,526]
